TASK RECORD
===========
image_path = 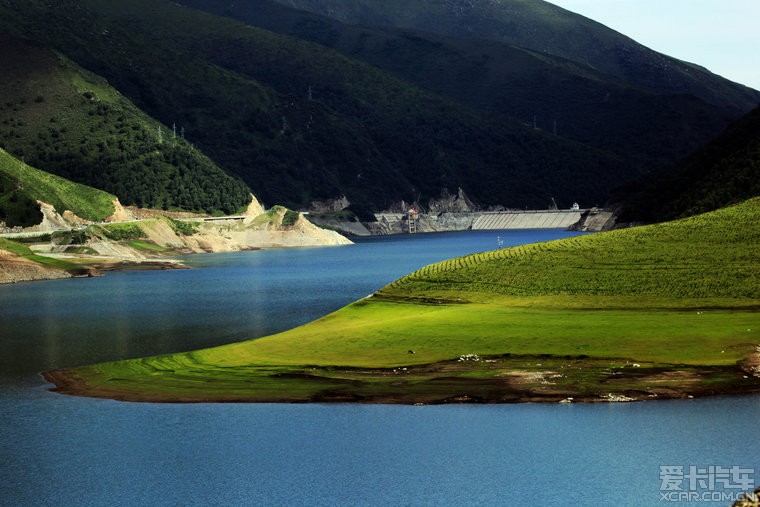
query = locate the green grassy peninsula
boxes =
[46,199,760,403]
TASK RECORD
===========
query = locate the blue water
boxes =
[1,230,758,506]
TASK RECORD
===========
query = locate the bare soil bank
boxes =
[1,197,351,284]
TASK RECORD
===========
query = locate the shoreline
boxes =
[42,356,760,405]
[0,255,190,285]
[0,211,351,284]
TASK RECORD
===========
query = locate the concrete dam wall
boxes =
[366,210,588,235]
[472,210,583,230]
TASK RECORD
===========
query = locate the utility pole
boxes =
[17,156,25,190]
[157,125,163,144]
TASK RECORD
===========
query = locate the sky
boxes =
[547,0,760,90]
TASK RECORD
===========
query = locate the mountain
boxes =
[5,0,753,212]
[270,0,759,113]
[179,0,747,171]
[0,0,634,210]
[0,34,251,214]
[615,105,760,223]
[0,147,116,227]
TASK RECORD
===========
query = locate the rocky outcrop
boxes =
[203,212,347,247]
[244,193,266,217]
[379,188,477,215]
[428,188,478,213]
[308,195,350,213]
[242,212,351,248]
[34,201,73,232]
[382,200,420,214]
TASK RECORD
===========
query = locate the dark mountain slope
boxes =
[180,0,739,170]
[272,0,759,113]
[615,105,760,223]
[0,34,250,214]
[0,0,631,209]
[0,1,408,209]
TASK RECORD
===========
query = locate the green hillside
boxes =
[616,105,760,223]
[381,200,760,300]
[271,0,760,113]
[0,0,634,210]
[180,0,740,170]
[0,34,250,214]
[0,147,115,227]
[46,198,760,403]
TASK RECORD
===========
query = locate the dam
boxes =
[309,208,615,236]
[471,210,583,230]
[365,209,605,235]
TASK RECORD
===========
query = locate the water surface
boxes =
[1,230,757,506]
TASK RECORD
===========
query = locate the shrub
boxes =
[99,222,146,241]
[282,209,300,226]
[168,218,199,236]
[52,229,89,245]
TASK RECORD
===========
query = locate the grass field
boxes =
[46,198,760,403]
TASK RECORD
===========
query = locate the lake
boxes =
[1,230,757,506]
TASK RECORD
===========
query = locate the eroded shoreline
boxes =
[42,354,760,405]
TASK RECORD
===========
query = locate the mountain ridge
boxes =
[0,0,635,210]
[271,0,759,111]
[179,0,750,174]
[2,0,756,213]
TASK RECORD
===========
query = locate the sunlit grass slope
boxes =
[381,198,760,299]
[48,199,760,403]
[0,147,115,226]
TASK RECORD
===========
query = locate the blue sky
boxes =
[548,0,760,90]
